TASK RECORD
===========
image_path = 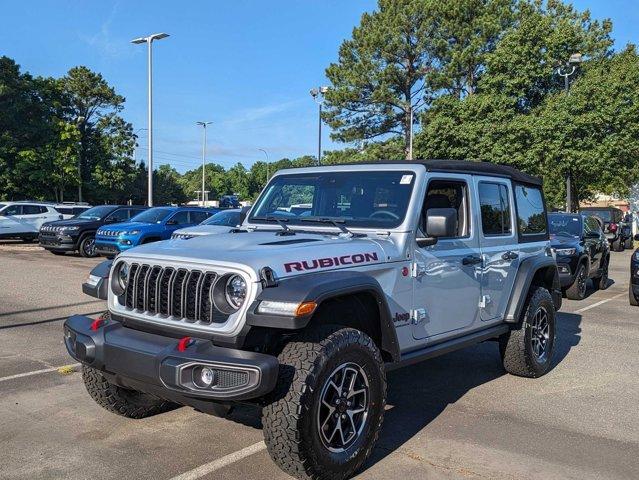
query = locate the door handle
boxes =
[462,255,482,266]
[502,251,518,261]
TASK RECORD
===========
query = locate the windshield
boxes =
[77,205,116,220]
[549,215,581,237]
[0,204,5,210]
[202,210,240,226]
[249,171,415,229]
[583,210,611,222]
[130,207,174,224]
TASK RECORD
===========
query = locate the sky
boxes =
[2,1,637,173]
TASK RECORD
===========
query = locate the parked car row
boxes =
[0,201,90,241]
[580,206,634,251]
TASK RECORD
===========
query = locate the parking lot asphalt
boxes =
[0,241,637,480]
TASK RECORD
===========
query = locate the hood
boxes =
[99,221,151,233]
[550,234,580,248]
[42,218,98,227]
[173,225,233,236]
[120,230,399,279]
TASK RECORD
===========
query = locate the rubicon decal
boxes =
[284,252,379,273]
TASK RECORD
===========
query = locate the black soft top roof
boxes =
[347,159,542,186]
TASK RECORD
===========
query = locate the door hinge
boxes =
[411,308,427,324]
[412,261,426,278]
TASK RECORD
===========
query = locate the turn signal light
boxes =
[295,302,317,317]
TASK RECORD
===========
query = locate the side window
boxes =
[478,183,511,236]
[190,211,209,224]
[515,185,546,236]
[106,209,129,223]
[169,211,190,225]
[4,205,22,216]
[22,205,43,215]
[422,179,470,238]
[586,217,601,235]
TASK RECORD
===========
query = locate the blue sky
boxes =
[2,1,637,172]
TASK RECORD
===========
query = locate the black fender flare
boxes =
[246,270,400,362]
[82,259,113,300]
[504,255,561,323]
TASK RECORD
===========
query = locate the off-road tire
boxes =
[565,263,587,300]
[82,365,176,419]
[263,326,386,480]
[593,256,609,290]
[79,235,97,258]
[630,286,639,306]
[500,286,556,378]
[624,238,634,250]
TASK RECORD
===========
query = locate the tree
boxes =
[154,164,188,205]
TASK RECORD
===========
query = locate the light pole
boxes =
[76,116,85,202]
[258,148,269,185]
[196,121,212,206]
[556,52,582,212]
[310,86,328,165]
[131,32,169,206]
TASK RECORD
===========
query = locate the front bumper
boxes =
[556,262,574,287]
[63,315,279,405]
[39,234,78,251]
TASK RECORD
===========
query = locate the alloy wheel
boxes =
[577,268,587,297]
[530,306,550,362]
[317,362,370,453]
[84,239,96,257]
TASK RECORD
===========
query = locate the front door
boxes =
[412,175,482,341]
[0,205,24,235]
[475,178,519,322]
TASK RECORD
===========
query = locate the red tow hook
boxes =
[177,336,193,352]
[90,314,109,331]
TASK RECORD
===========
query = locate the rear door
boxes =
[474,177,520,322]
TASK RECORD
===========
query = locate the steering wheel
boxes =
[369,210,400,220]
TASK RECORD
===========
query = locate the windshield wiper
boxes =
[300,218,364,237]
[252,216,295,236]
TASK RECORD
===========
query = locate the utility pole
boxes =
[76,116,85,202]
[131,32,169,206]
[196,121,212,206]
[310,86,328,165]
[556,53,583,213]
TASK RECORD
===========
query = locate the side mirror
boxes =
[416,208,457,248]
[239,205,250,225]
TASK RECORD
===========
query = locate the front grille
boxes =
[98,230,121,237]
[120,263,231,325]
[41,225,63,233]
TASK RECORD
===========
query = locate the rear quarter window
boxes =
[515,185,547,238]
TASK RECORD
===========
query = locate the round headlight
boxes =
[225,275,247,309]
[111,262,129,295]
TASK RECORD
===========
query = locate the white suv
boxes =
[0,202,62,241]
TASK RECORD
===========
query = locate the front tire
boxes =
[263,326,386,480]
[630,286,639,306]
[500,286,556,378]
[79,236,97,258]
[565,263,587,300]
[82,366,176,419]
[593,257,609,290]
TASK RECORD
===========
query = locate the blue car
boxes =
[94,206,215,257]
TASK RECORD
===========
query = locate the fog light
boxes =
[193,366,217,388]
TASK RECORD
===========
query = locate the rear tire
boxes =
[500,286,556,378]
[624,238,634,250]
[263,326,386,480]
[565,263,587,300]
[82,366,177,419]
[612,239,623,252]
[593,257,609,290]
[630,286,639,306]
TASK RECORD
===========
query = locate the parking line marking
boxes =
[169,441,266,480]
[573,292,625,314]
[0,363,80,383]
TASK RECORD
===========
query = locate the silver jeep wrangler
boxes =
[65,160,561,480]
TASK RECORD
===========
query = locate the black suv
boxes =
[39,205,147,257]
[219,194,241,209]
[549,213,610,300]
[580,206,627,251]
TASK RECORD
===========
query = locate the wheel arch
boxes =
[245,271,400,362]
[504,255,562,324]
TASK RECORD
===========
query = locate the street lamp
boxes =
[196,121,212,206]
[258,148,269,185]
[310,86,328,165]
[131,32,170,206]
[556,52,582,213]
